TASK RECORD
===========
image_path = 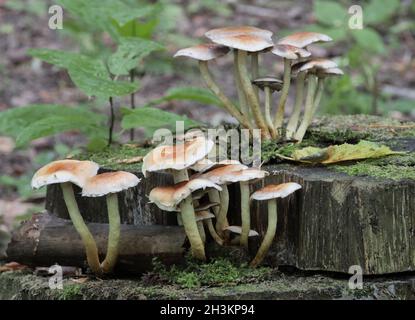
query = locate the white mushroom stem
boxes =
[61,182,101,275]
[197,221,206,243]
[293,75,318,143]
[239,181,251,247]
[264,86,277,139]
[236,50,271,139]
[274,59,292,133]
[233,52,250,122]
[251,52,260,100]
[204,219,224,246]
[250,199,277,267]
[100,193,120,273]
[199,61,252,130]
[216,185,229,237]
[173,170,206,261]
[286,71,306,139]
[208,189,221,217]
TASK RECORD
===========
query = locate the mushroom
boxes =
[206,27,274,138]
[220,168,269,247]
[196,164,248,236]
[223,225,259,245]
[174,44,251,129]
[149,178,222,259]
[81,171,140,273]
[277,31,332,48]
[31,160,101,274]
[195,210,224,245]
[252,77,284,138]
[270,44,311,136]
[250,182,302,267]
[292,59,340,142]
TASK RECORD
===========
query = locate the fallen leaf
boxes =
[115,156,143,164]
[288,141,404,164]
[0,262,28,272]
[71,277,89,284]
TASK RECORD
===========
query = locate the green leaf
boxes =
[364,0,400,25]
[111,4,158,26]
[351,28,385,54]
[303,24,348,43]
[108,37,164,76]
[0,104,104,138]
[162,87,223,107]
[15,114,104,147]
[313,0,347,27]
[121,107,202,133]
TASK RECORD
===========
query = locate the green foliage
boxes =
[57,284,82,300]
[108,37,164,76]
[151,258,271,289]
[350,28,385,54]
[364,0,400,25]
[0,104,106,147]
[159,86,223,107]
[314,0,347,27]
[121,107,202,133]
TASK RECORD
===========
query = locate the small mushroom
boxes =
[249,183,302,267]
[197,164,248,236]
[223,225,259,245]
[174,44,251,129]
[142,136,215,260]
[252,77,284,138]
[271,44,311,136]
[195,210,223,245]
[81,171,140,273]
[206,28,274,138]
[149,178,222,260]
[277,31,332,48]
[292,59,341,142]
[219,168,269,247]
[31,160,101,274]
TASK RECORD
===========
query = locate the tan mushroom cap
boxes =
[277,31,332,48]
[142,136,214,176]
[31,160,99,189]
[292,59,338,75]
[195,210,215,222]
[252,77,284,91]
[271,44,311,60]
[316,67,344,77]
[197,164,249,184]
[195,201,220,212]
[220,168,269,184]
[81,171,141,197]
[205,26,273,41]
[211,34,274,52]
[173,43,230,61]
[224,225,259,237]
[149,178,222,212]
[251,182,302,201]
[190,158,243,173]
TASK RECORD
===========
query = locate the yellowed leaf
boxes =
[115,156,143,164]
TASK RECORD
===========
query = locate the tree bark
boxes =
[6,213,186,274]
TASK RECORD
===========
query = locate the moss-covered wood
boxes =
[43,115,414,275]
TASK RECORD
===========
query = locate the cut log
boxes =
[6,213,186,274]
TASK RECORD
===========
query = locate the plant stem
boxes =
[205,219,224,245]
[61,182,101,275]
[264,87,277,139]
[233,51,250,124]
[250,199,277,267]
[286,71,306,139]
[293,75,317,143]
[108,97,115,146]
[173,170,206,260]
[310,77,325,117]
[216,184,229,237]
[199,61,252,129]
[236,50,270,139]
[274,59,292,135]
[101,193,120,273]
[239,181,251,247]
[129,69,136,141]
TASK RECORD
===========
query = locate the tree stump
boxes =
[43,115,415,274]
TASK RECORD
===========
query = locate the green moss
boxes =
[333,162,415,181]
[76,144,150,171]
[150,257,272,289]
[57,284,82,300]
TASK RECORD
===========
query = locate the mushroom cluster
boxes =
[144,134,302,266]
[175,27,343,142]
[31,160,140,275]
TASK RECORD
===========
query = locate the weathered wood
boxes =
[6,213,186,274]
